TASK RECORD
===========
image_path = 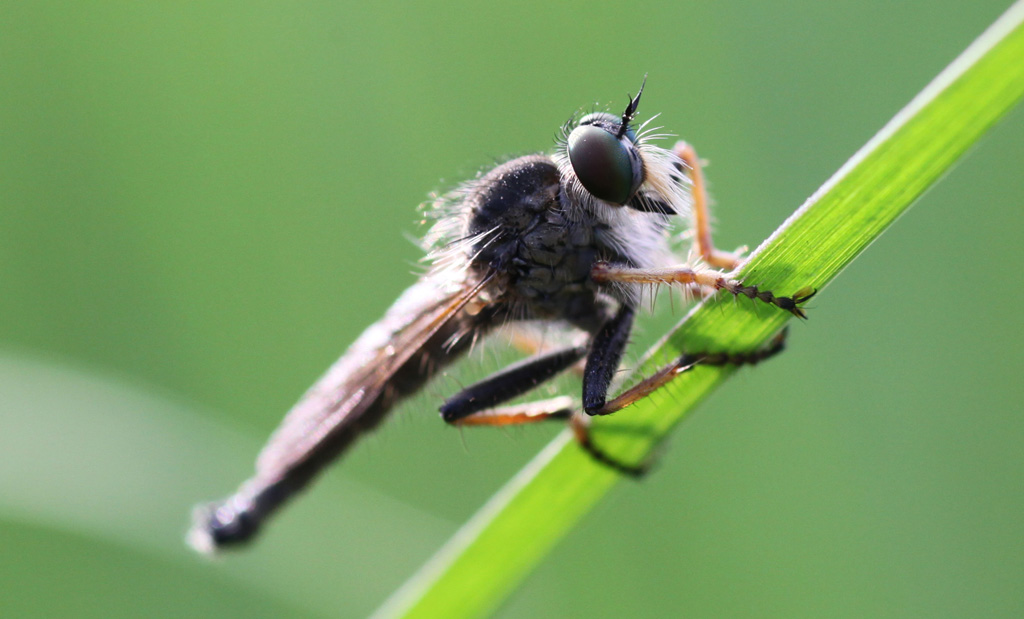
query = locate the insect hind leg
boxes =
[440,346,586,423]
[445,396,654,477]
[449,396,575,427]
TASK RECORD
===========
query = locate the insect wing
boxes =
[253,273,491,482]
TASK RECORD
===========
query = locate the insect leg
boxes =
[570,412,648,477]
[440,346,587,423]
[582,304,637,414]
[589,328,789,417]
[673,141,746,270]
[591,261,816,318]
[450,396,576,427]
[446,394,650,477]
[504,326,588,380]
[574,328,790,476]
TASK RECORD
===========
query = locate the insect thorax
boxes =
[465,154,639,327]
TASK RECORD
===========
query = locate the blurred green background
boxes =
[2,1,1022,617]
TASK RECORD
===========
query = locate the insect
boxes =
[188,80,814,553]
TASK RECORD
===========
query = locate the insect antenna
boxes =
[618,74,647,138]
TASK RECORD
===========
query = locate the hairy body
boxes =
[189,85,812,552]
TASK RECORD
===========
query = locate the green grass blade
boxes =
[376,4,1024,617]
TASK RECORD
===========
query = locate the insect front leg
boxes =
[591,262,816,318]
[673,141,746,270]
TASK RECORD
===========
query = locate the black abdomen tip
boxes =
[187,499,261,554]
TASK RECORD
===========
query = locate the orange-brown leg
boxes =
[446,396,648,476]
[446,330,789,476]
[674,141,746,270]
[591,261,816,319]
[449,396,575,427]
[588,328,789,417]
[451,329,789,476]
[572,328,791,476]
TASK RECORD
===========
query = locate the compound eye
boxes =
[567,124,641,205]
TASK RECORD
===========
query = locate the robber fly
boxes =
[188,79,814,553]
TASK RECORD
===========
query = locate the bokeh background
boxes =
[2,1,1022,617]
